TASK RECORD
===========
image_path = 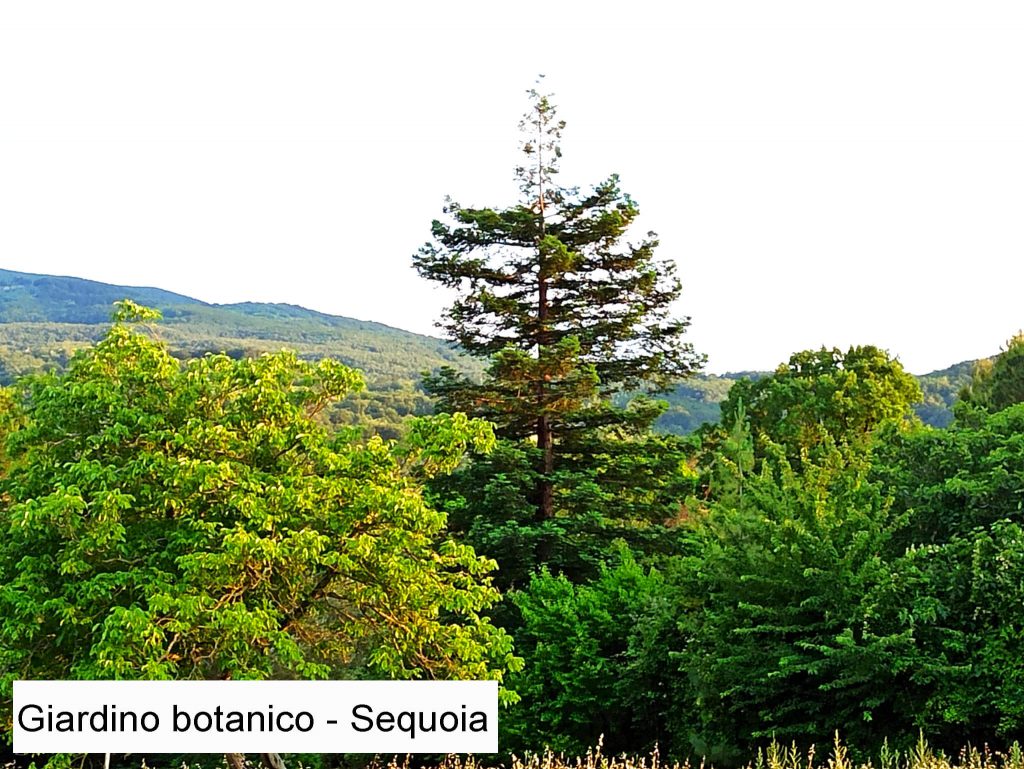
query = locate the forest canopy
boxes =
[0,303,519,721]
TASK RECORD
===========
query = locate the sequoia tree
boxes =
[414,84,703,523]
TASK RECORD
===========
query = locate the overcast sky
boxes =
[2,2,1022,374]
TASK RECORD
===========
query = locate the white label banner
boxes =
[13,680,498,753]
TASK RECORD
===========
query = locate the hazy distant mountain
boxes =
[0,268,978,432]
[0,268,201,323]
[0,267,473,382]
[0,267,482,438]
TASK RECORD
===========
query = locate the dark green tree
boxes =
[415,83,703,523]
[868,404,1024,745]
[502,546,691,757]
[680,443,935,760]
[957,332,1024,419]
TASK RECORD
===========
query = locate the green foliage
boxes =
[957,332,1024,418]
[430,425,699,591]
[411,84,705,637]
[640,374,742,435]
[503,547,690,757]
[0,268,197,324]
[872,403,1024,548]
[0,268,482,440]
[915,360,975,429]
[867,405,1024,743]
[669,403,1024,760]
[414,91,702,397]
[3,139,1023,769]
[425,336,602,444]
[413,86,709,761]
[0,268,987,437]
[111,298,163,323]
[680,445,924,758]
[0,311,520,742]
[714,346,921,468]
[894,521,1024,739]
[708,399,755,506]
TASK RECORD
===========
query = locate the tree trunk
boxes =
[535,256,554,523]
[535,265,554,567]
[261,753,287,769]
[535,413,554,522]
[534,116,554,533]
[224,753,287,769]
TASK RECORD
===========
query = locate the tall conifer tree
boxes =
[414,82,703,524]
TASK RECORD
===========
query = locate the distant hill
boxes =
[913,359,977,428]
[0,268,480,438]
[0,268,979,434]
[0,268,200,323]
[0,267,470,375]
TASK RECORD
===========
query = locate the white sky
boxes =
[2,1,1022,374]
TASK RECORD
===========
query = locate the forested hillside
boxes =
[0,269,976,435]
[0,267,480,438]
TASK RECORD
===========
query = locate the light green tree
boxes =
[714,345,921,469]
[0,302,520,767]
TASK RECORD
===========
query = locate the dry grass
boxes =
[382,736,1024,769]
[5,738,1024,769]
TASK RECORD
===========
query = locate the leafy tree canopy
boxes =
[714,345,921,469]
[414,88,702,399]
[682,445,920,757]
[0,305,520,742]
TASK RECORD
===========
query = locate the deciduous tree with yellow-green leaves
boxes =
[0,302,520,767]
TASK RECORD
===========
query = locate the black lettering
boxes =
[295,711,314,732]
[419,710,437,733]
[396,711,415,738]
[469,712,487,732]
[117,708,138,732]
[17,704,43,732]
[173,704,191,732]
[140,711,160,732]
[227,710,244,731]
[276,711,294,732]
[351,704,374,732]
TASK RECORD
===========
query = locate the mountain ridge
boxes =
[0,267,980,432]
[0,268,437,338]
